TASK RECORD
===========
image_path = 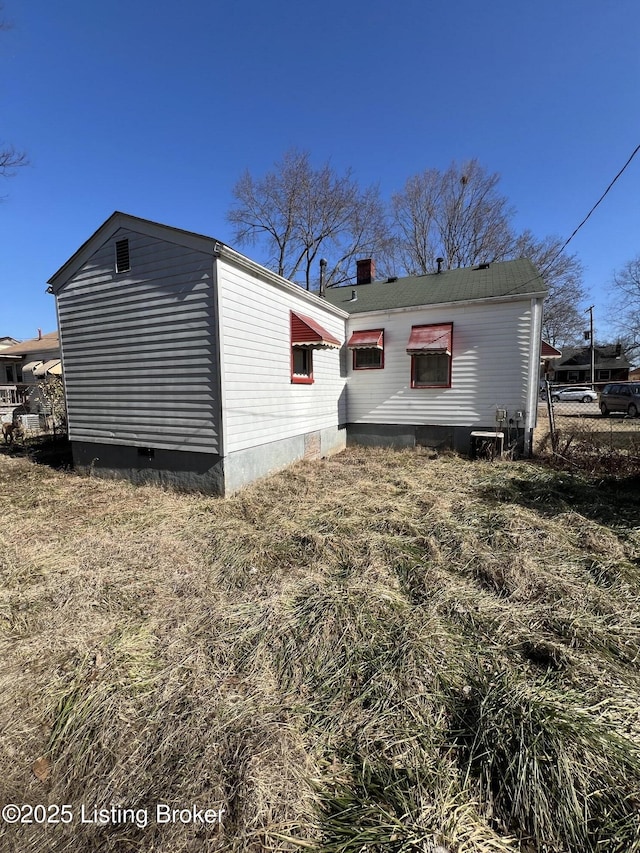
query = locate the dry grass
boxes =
[534,404,640,476]
[1,446,639,852]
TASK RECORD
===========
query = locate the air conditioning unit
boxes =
[20,414,40,432]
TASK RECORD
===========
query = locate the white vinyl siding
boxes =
[57,228,220,453]
[217,259,346,455]
[346,300,533,427]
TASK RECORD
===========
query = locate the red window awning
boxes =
[346,329,384,350]
[406,324,452,355]
[291,312,341,348]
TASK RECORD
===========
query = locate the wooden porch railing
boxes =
[0,384,30,405]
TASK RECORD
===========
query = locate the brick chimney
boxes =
[356,258,375,285]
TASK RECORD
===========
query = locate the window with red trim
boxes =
[348,329,384,370]
[290,310,340,385]
[291,347,313,384]
[408,323,453,388]
[411,352,451,387]
[354,348,383,369]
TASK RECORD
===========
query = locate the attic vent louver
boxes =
[115,239,130,273]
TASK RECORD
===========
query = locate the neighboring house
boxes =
[0,336,22,416]
[0,336,18,396]
[550,345,631,386]
[540,341,563,387]
[48,212,546,495]
[0,336,20,387]
[0,331,61,411]
[0,336,20,349]
[628,366,640,382]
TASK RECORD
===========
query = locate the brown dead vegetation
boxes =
[0,447,639,852]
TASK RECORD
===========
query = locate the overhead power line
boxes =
[548,142,640,265]
[507,141,640,295]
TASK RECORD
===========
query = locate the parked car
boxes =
[540,385,566,400]
[550,387,598,403]
[599,382,640,417]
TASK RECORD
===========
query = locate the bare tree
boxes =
[391,161,587,345]
[0,9,27,181]
[390,168,441,275]
[606,255,640,361]
[0,145,27,178]
[391,160,515,274]
[227,149,390,289]
[512,231,587,347]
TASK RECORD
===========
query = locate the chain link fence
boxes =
[536,381,640,472]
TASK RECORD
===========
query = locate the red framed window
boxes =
[291,347,313,384]
[290,311,340,384]
[347,329,384,370]
[407,323,453,388]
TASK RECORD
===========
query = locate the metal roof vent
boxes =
[350,290,357,301]
[319,258,327,298]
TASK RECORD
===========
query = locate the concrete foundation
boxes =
[72,441,226,494]
[72,425,347,496]
[346,423,527,456]
[223,425,347,493]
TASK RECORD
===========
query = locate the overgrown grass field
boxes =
[1,447,639,852]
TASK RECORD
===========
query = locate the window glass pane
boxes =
[414,353,449,385]
[354,348,382,368]
[292,348,311,376]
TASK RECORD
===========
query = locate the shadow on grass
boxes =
[477,463,640,529]
[0,434,73,470]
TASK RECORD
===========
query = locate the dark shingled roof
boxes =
[557,345,632,370]
[323,258,546,314]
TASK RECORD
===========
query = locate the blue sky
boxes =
[1,0,639,342]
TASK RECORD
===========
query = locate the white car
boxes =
[550,387,598,403]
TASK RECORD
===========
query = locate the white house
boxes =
[48,213,546,494]
[323,257,546,455]
[47,213,348,493]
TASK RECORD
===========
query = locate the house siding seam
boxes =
[56,228,221,454]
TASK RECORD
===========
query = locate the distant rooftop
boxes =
[0,331,59,356]
[557,345,632,370]
[323,258,546,314]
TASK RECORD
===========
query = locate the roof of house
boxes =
[0,331,60,356]
[556,345,632,370]
[541,341,563,358]
[0,336,19,348]
[48,212,349,320]
[322,258,546,314]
